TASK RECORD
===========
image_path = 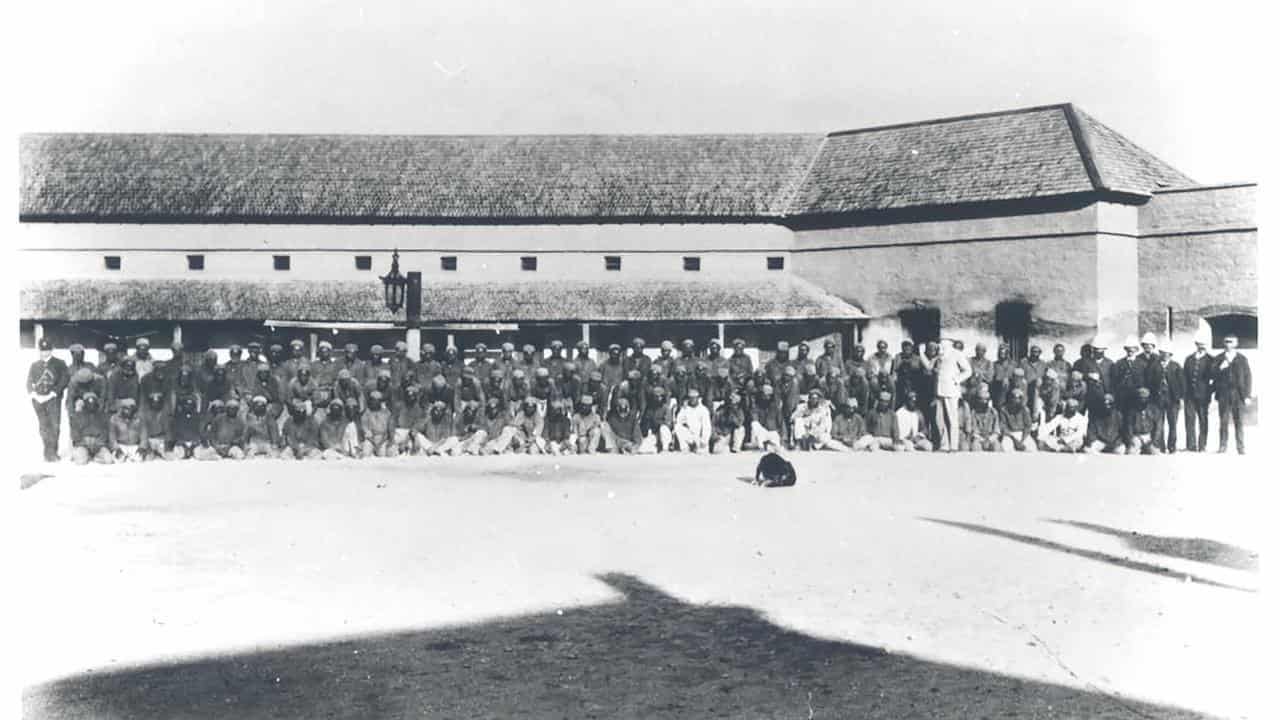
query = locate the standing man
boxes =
[1212,334,1252,454]
[932,339,972,452]
[28,337,70,462]
[967,342,994,402]
[1151,349,1184,453]
[764,341,791,384]
[1183,336,1215,453]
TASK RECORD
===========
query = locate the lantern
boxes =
[381,249,407,314]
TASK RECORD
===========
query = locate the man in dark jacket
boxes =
[28,337,70,461]
[1151,349,1185,453]
[753,441,796,487]
[1085,393,1124,454]
[1213,334,1252,454]
[1182,338,1214,452]
[70,392,113,465]
[1125,387,1161,455]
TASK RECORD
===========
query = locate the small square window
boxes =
[767,256,785,270]
[273,255,291,271]
[104,255,122,270]
[354,255,372,270]
[521,256,537,271]
[441,256,458,271]
[683,256,701,271]
[187,254,205,270]
[604,255,622,271]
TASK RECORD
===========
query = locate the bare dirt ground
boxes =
[12,450,1267,719]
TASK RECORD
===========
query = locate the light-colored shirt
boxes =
[933,349,972,398]
[675,402,712,440]
[1042,412,1086,445]
[895,407,925,439]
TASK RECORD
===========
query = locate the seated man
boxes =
[193,400,227,460]
[281,400,323,460]
[208,398,249,460]
[107,397,144,462]
[791,390,847,451]
[342,398,364,457]
[605,396,643,454]
[865,391,901,451]
[319,398,354,460]
[753,440,797,487]
[138,391,173,461]
[894,391,933,452]
[831,397,874,451]
[509,397,547,455]
[1085,393,1125,454]
[243,395,281,459]
[748,384,785,450]
[673,389,712,454]
[998,388,1037,453]
[479,397,519,455]
[1039,398,1087,453]
[542,399,574,455]
[453,401,487,456]
[360,391,394,457]
[637,386,674,454]
[1125,387,1162,455]
[417,400,459,456]
[391,385,423,456]
[710,391,746,454]
[569,395,604,455]
[171,395,205,460]
[959,384,1001,452]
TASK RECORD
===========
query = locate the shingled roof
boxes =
[20,276,866,323]
[19,104,1194,223]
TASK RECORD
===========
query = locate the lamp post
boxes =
[380,250,423,360]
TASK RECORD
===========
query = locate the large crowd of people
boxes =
[25,330,1253,465]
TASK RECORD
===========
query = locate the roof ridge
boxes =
[778,135,829,216]
[1060,104,1105,192]
[824,103,1073,138]
[1068,106,1195,191]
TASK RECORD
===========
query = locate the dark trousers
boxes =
[1184,397,1209,451]
[1218,401,1245,453]
[32,397,62,460]
[1154,401,1180,452]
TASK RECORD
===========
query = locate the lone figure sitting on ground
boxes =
[753,440,796,487]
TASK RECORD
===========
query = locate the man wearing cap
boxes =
[797,362,822,398]
[1084,393,1124,454]
[705,339,727,377]
[278,339,306,384]
[1111,336,1144,419]
[97,342,121,376]
[764,341,791,385]
[1038,399,1087,453]
[990,344,1016,409]
[708,366,736,413]
[415,343,441,384]
[242,395,281,459]
[101,355,142,414]
[998,388,1036,453]
[223,344,247,395]
[66,366,106,416]
[1150,349,1184,453]
[1124,387,1161,454]
[845,365,871,418]
[960,384,1001,452]
[139,392,173,461]
[70,392,113,465]
[966,343,993,403]
[1048,344,1071,390]
[623,338,651,380]
[891,341,924,409]
[775,366,801,446]
[814,338,841,379]
[66,344,99,409]
[791,389,843,451]
[447,401,482,455]
[28,338,70,462]
[268,343,291,389]
[655,340,679,378]
[544,340,568,378]
[819,363,847,407]
[598,344,625,390]
[541,400,573,455]
[509,398,547,455]
[832,397,873,451]
[191,401,226,460]
[1062,370,1088,413]
[555,362,583,407]
[106,398,144,462]
[468,342,493,382]
[391,385,424,456]
[1071,342,1097,385]
[129,338,154,379]
[894,391,933,452]
[473,397,515,455]
[491,342,517,380]
[209,399,250,460]
[529,367,559,416]
[866,391,902,451]
[677,339,700,377]
[280,400,323,460]
[673,389,712,453]
[568,395,604,455]
[1182,337,1214,452]
[169,395,204,460]
[435,345,462,385]
[316,399,353,460]
[604,396,643,454]
[932,338,972,452]
[1213,334,1252,454]
[1138,331,1160,370]
[572,340,598,381]
[416,400,456,456]
[358,391,394,457]
[310,340,339,391]
[640,366,668,415]
[1035,368,1062,424]
[333,369,366,412]
[1019,345,1048,415]
[517,343,541,375]
[1092,340,1114,396]
[362,344,388,389]
[842,343,868,383]
[237,342,263,390]
[287,363,317,416]
[747,384,784,450]
[388,341,416,388]
[638,386,675,453]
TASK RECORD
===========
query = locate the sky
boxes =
[9,0,1267,183]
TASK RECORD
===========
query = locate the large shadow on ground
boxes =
[921,518,1255,593]
[26,573,1215,719]
[1044,519,1259,572]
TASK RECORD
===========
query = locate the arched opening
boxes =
[1206,313,1258,349]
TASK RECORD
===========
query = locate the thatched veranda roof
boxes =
[20,276,867,323]
[20,105,1193,223]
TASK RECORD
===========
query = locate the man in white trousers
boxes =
[932,338,972,452]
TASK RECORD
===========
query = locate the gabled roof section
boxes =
[1069,107,1196,193]
[19,104,1197,223]
[20,133,824,222]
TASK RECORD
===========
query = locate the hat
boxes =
[732,338,746,347]
[369,390,384,402]
[370,344,384,354]
[251,395,268,405]
[73,368,94,384]
[248,340,263,349]
[377,368,391,379]
[475,342,488,352]
[328,398,344,410]
[824,339,836,347]
[421,343,435,353]
[1043,368,1057,379]
[344,342,358,352]
[575,340,589,350]
[1122,335,1139,349]
[844,397,858,408]
[783,365,797,376]
[1012,367,1025,376]
[627,369,642,379]
[777,340,790,350]
[708,338,721,347]
[1011,388,1025,398]
[761,384,774,394]
[81,391,99,404]
[562,361,577,372]
[589,371,603,381]
[1137,387,1151,398]
[681,338,695,348]
[535,367,550,377]
[257,363,271,372]
[490,369,505,378]
[344,397,360,408]
[523,343,537,353]
[1140,332,1158,346]
[118,397,137,409]
[631,337,645,347]
[208,399,225,410]
[290,339,304,348]
[225,398,241,409]
[550,339,564,348]
[135,338,150,348]
[337,369,352,380]
[797,341,809,350]
[1065,398,1079,408]
[579,395,594,405]
[69,343,85,353]
[686,389,701,399]
[878,391,892,401]
[229,344,243,353]
[1090,336,1108,348]
[808,389,824,398]
[268,343,283,353]
[502,342,515,352]
[607,343,621,352]
[38,338,52,351]
[317,340,332,350]
[660,340,674,350]
[512,369,526,379]
[394,341,408,351]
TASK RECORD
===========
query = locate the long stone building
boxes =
[17,103,1257,367]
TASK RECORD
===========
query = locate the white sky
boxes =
[9,0,1266,182]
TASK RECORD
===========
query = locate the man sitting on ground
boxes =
[753,440,796,487]
[1038,398,1087,453]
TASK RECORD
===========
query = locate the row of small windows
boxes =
[101,254,787,271]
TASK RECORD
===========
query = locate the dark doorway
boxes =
[898,307,940,345]
[1206,313,1257,349]
[995,301,1032,359]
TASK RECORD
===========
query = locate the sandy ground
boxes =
[10,450,1268,718]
